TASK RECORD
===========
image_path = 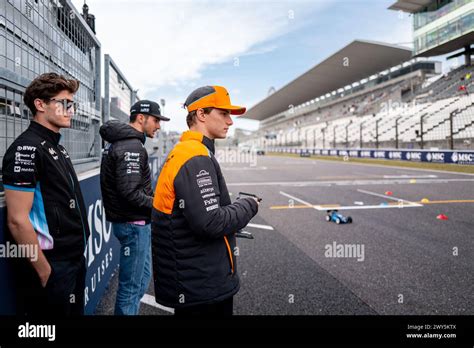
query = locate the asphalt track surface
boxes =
[96,155,474,315]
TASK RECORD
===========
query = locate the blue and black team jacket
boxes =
[152,130,259,308]
[2,121,90,261]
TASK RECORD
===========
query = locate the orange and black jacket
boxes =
[151,130,258,308]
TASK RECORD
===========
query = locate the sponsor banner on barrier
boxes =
[373,151,387,159]
[81,174,120,315]
[387,151,403,160]
[448,151,474,165]
[405,151,423,162]
[271,148,474,165]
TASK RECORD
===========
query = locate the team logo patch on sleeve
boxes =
[197,176,212,188]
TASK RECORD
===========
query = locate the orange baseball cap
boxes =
[184,86,246,115]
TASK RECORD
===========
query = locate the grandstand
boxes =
[242,0,474,152]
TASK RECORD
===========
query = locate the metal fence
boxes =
[0,0,102,177]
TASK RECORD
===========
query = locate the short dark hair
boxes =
[130,113,150,123]
[24,73,80,116]
[186,107,213,128]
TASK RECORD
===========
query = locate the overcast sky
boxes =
[71,0,460,133]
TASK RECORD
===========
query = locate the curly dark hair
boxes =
[24,73,80,116]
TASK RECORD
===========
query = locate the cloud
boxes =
[370,11,413,48]
[71,0,330,131]
[72,0,320,93]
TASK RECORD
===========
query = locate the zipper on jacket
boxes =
[223,236,234,274]
[54,205,60,235]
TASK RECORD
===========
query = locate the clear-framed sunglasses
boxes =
[47,98,79,113]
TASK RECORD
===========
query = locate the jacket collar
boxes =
[29,121,62,145]
[180,130,215,154]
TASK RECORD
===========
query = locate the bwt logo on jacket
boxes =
[17,145,36,152]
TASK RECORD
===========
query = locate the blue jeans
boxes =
[112,222,151,315]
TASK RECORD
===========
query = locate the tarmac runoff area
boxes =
[96,155,474,315]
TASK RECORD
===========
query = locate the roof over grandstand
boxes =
[243,40,412,121]
[388,0,433,13]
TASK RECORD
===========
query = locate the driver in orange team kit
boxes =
[151,86,259,316]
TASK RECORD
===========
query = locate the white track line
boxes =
[356,189,423,207]
[140,294,175,314]
[222,167,267,170]
[227,178,474,187]
[278,190,423,211]
[246,223,274,230]
[279,191,317,209]
[383,174,437,179]
[319,204,421,211]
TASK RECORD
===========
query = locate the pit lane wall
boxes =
[0,156,164,315]
[271,148,474,165]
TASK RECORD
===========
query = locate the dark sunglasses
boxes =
[46,98,79,113]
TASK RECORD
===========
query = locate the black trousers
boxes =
[14,255,86,316]
[174,296,234,316]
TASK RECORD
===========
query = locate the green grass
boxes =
[267,152,474,174]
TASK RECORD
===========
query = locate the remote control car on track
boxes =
[326,210,352,224]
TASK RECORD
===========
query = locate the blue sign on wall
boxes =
[81,172,120,315]
[278,148,474,165]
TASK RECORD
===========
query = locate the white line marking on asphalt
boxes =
[356,189,422,206]
[279,191,317,210]
[222,166,267,170]
[383,174,437,179]
[246,223,274,230]
[277,190,423,211]
[319,204,421,211]
[227,178,474,187]
[141,294,175,314]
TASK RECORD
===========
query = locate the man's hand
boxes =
[5,189,52,288]
[38,263,52,288]
[237,192,262,204]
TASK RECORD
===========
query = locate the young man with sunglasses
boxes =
[2,72,90,316]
